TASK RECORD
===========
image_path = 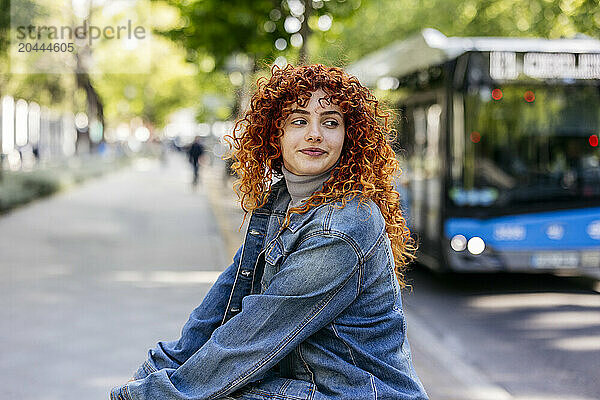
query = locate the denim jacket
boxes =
[111,179,428,400]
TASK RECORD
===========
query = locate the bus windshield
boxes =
[451,84,600,208]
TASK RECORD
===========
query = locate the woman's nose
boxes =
[305,122,323,142]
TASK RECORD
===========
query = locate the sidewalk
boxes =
[202,162,248,259]
[0,154,131,214]
[1,154,230,400]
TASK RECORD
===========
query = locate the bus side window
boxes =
[426,104,442,240]
[411,107,426,232]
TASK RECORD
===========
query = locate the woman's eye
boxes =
[291,119,307,126]
[323,120,339,127]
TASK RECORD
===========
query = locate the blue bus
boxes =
[349,29,600,280]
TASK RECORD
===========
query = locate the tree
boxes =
[312,0,600,66]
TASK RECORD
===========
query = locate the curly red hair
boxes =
[224,64,415,287]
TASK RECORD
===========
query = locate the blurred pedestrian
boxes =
[187,136,205,186]
[111,64,427,400]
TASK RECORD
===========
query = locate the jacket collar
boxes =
[265,177,328,234]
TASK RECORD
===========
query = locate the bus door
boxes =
[410,102,444,265]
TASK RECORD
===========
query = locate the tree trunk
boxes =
[298,0,313,65]
[72,6,105,148]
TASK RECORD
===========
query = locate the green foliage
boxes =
[0,0,9,52]
[3,0,600,135]
[92,34,204,127]
[313,0,600,66]
[156,0,360,67]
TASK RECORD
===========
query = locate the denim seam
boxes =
[291,230,323,251]
[289,224,365,267]
[322,230,364,264]
[363,227,386,263]
[253,210,271,216]
[245,388,308,400]
[331,322,357,366]
[323,203,334,231]
[156,341,184,368]
[143,359,157,374]
[278,378,292,394]
[369,373,378,400]
[255,235,284,293]
[357,252,363,294]
[288,203,328,233]
[124,383,133,400]
[308,382,315,400]
[265,237,284,265]
[250,249,265,295]
[386,259,398,305]
[221,243,245,325]
[207,263,360,399]
[400,310,408,349]
[297,343,316,385]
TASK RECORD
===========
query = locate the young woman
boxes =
[111,64,428,400]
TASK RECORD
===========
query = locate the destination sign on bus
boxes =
[490,51,600,80]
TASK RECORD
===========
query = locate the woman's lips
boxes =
[300,148,326,156]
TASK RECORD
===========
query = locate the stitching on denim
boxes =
[208,265,359,399]
[124,383,133,400]
[288,202,329,232]
[140,361,149,376]
[246,388,308,400]
[381,235,399,303]
[307,381,315,400]
[143,359,157,375]
[292,230,325,250]
[278,378,292,394]
[401,311,409,349]
[221,243,245,325]
[254,210,271,216]
[253,233,284,294]
[265,238,283,265]
[369,373,378,400]
[250,250,264,295]
[297,343,315,385]
[356,252,363,294]
[323,204,334,232]
[291,230,364,287]
[324,230,364,265]
[331,322,357,366]
[363,227,385,263]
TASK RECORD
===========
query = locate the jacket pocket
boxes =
[264,238,284,266]
[261,239,284,292]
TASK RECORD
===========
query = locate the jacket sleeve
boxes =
[111,231,362,400]
[130,245,243,381]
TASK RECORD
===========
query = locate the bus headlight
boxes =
[467,237,486,255]
[450,235,467,252]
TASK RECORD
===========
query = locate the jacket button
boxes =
[240,270,251,277]
[230,307,240,313]
[249,229,261,236]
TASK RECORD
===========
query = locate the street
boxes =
[1,155,599,400]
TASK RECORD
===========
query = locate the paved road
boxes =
[2,154,599,400]
[404,268,600,400]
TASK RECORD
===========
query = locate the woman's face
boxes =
[279,89,345,176]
